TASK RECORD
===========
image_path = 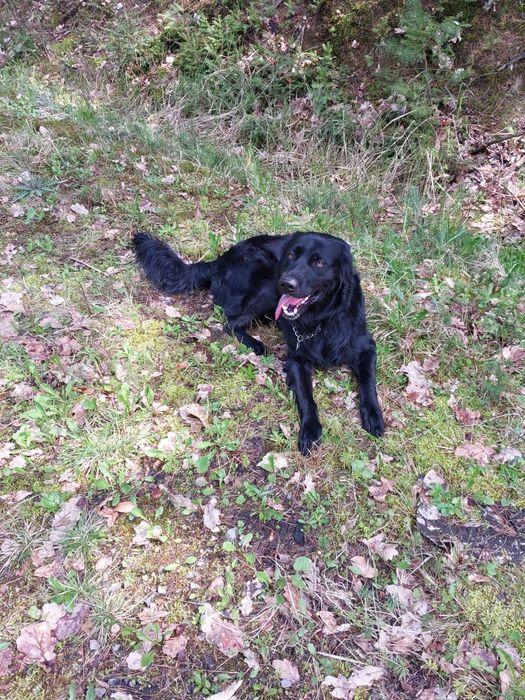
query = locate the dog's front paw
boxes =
[360,403,385,438]
[298,419,322,456]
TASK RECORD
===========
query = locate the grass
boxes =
[0,1,524,698]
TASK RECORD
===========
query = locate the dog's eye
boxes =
[313,259,326,268]
[287,251,296,260]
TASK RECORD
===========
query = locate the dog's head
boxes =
[275,231,353,321]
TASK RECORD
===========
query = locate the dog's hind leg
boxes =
[224,316,267,356]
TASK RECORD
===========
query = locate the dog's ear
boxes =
[339,241,354,300]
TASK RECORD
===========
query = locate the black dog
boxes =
[133,231,384,454]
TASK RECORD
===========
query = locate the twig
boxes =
[470,131,525,156]
[498,51,525,71]
[69,257,109,276]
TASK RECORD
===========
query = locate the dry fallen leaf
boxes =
[162,634,188,658]
[164,305,182,318]
[49,496,84,543]
[16,621,57,664]
[114,501,135,514]
[131,521,163,546]
[0,313,17,339]
[179,403,208,431]
[318,610,351,636]
[362,533,399,561]
[322,665,384,698]
[257,452,288,470]
[157,485,199,513]
[203,497,221,532]
[158,432,178,453]
[272,658,300,687]
[368,478,395,502]
[208,680,243,700]
[200,603,246,656]
[0,645,13,676]
[454,442,495,465]
[196,383,213,402]
[0,490,32,504]
[400,361,433,407]
[349,556,376,579]
[126,650,146,671]
[375,612,423,654]
[0,291,25,315]
[70,202,89,216]
[54,602,89,640]
[452,405,481,426]
[500,345,525,372]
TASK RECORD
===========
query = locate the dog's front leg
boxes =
[352,337,384,438]
[285,358,322,455]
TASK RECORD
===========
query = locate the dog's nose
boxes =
[279,276,298,294]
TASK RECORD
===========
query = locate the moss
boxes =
[125,319,167,353]
[383,395,465,485]
[463,581,525,656]
[50,36,78,57]
[329,1,399,48]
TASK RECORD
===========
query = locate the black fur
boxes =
[133,230,384,454]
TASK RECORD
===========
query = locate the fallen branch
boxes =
[498,50,525,71]
[470,131,525,155]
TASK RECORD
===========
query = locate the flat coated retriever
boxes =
[133,231,384,454]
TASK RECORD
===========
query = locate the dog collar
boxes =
[291,322,322,349]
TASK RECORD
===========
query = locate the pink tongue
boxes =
[275,295,306,321]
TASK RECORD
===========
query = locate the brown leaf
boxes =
[54,602,89,640]
[71,203,89,216]
[49,496,84,543]
[131,521,163,546]
[126,650,146,671]
[453,405,481,426]
[179,403,208,431]
[200,603,246,656]
[454,442,495,465]
[158,432,178,453]
[368,478,395,502]
[500,345,525,371]
[375,613,423,654]
[0,313,17,339]
[196,383,213,402]
[16,621,57,664]
[318,610,351,636]
[272,658,300,687]
[114,501,135,514]
[203,497,221,532]
[208,680,243,700]
[162,634,188,658]
[400,361,433,407]
[0,645,13,676]
[156,485,198,513]
[164,305,181,318]
[71,402,86,426]
[322,665,384,698]
[362,533,399,561]
[11,382,36,400]
[34,559,63,579]
[349,556,376,578]
[0,291,25,314]
[0,490,32,504]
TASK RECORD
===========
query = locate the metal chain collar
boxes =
[291,322,322,349]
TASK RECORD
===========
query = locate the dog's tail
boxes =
[133,232,213,294]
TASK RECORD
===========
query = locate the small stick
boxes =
[69,257,109,276]
[499,51,525,71]
[470,131,525,155]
